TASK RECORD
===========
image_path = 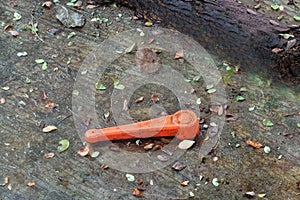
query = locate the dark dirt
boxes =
[0,0,299,199]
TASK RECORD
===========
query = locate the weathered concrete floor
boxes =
[0,1,299,199]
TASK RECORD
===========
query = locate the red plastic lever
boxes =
[85,110,199,143]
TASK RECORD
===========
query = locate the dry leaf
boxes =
[4,24,13,30]
[246,140,263,149]
[152,144,162,151]
[269,20,279,26]
[272,47,283,53]
[178,140,195,150]
[132,188,143,197]
[8,30,19,36]
[150,94,159,102]
[42,1,52,8]
[135,96,144,103]
[174,49,184,59]
[181,180,189,186]
[286,39,297,51]
[27,181,35,187]
[135,48,161,73]
[7,184,12,190]
[42,125,57,133]
[77,146,90,157]
[41,91,48,101]
[100,164,109,170]
[86,5,98,9]
[74,1,82,8]
[10,2,18,7]
[144,143,154,150]
[210,105,224,115]
[136,178,143,185]
[44,152,55,158]
[45,102,57,109]
[172,162,186,171]
[147,38,154,44]
[246,9,257,15]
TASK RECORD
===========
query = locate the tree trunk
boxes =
[117,0,300,81]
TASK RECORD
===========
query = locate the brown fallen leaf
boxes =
[77,146,90,157]
[45,102,57,109]
[42,1,52,8]
[100,164,109,170]
[132,188,143,197]
[42,125,57,133]
[226,116,238,122]
[41,91,48,101]
[8,30,19,37]
[181,180,189,186]
[136,178,143,185]
[44,152,55,158]
[246,9,257,15]
[269,20,279,26]
[272,47,283,53]
[4,24,13,30]
[172,162,186,171]
[144,143,154,150]
[174,49,184,59]
[74,1,83,8]
[135,96,144,103]
[10,2,18,7]
[210,105,224,115]
[246,140,263,149]
[150,94,159,102]
[135,48,161,73]
[152,144,162,151]
[147,38,154,44]
[27,181,36,187]
[282,133,294,138]
[286,39,297,51]
[86,5,98,9]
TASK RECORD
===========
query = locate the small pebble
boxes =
[264,146,271,154]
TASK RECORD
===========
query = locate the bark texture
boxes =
[117,0,300,80]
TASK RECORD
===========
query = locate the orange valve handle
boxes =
[85,110,200,143]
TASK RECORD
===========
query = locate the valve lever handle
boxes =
[85,110,199,143]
